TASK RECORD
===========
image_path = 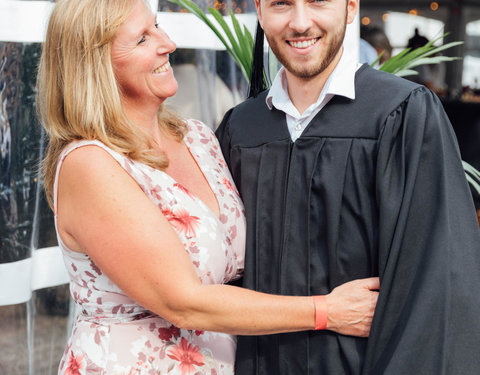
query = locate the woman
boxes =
[36,0,379,373]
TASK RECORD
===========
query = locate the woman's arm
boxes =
[57,145,378,337]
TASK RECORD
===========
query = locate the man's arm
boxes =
[363,87,480,374]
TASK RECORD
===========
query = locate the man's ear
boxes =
[255,0,263,25]
[346,0,359,24]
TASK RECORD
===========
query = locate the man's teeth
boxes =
[153,61,170,74]
[289,39,317,49]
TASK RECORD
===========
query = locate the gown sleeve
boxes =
[363,87,480,374]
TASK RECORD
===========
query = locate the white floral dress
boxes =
[54,120,246,375]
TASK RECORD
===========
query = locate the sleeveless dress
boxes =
[55,119,246,375]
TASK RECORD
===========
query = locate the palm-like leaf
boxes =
[463,161,480,195]
[377,34,463,77]
[168,0,254,80]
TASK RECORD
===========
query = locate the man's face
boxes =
[256,0,358,80]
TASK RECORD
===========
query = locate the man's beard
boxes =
[266,17,347,79]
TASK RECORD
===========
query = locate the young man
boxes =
[216,0,480,373]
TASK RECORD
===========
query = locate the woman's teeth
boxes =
[153,61,170,74]
[289,38,318,49]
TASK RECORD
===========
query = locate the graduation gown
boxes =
[216,65,480,374]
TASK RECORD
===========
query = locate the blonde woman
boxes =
[37,0,379,373]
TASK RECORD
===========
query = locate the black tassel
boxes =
[248,21,267,98]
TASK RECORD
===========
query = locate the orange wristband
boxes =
[313,295,328,330]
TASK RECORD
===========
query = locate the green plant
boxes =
[169,0,254,81]
[463,161,480,195]
[374,33,463,77]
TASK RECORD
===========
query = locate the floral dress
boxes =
[54,119,246,375]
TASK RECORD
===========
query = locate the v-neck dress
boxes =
[55,119,246,375]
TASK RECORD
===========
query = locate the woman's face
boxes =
[111,0,177,106]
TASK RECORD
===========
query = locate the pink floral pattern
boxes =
[167,338,205,375]
[65,351,86,375]
[161,207,200,237]
[54,120,245,374]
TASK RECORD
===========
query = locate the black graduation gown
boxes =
[216,65,480,375]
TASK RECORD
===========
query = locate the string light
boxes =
[409,9,418,16]
[430,2,439,11]
[361,16,371,26]
[382,13,389,22]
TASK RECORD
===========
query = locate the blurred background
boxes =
[0,0,478,373]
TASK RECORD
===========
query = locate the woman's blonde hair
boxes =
[36,0,187,208]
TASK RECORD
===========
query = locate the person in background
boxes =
[359,37,378,66]
[360,25,392,65]
[36,0,380,373]
[406,27,446,94]
[407,27,429,50]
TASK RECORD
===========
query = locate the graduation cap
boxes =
[248,21,269,98]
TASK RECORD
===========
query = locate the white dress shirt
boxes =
[266,48,361,141]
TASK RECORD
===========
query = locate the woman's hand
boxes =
[325,277,380,337]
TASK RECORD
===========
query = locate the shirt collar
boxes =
[266,47,358,112]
